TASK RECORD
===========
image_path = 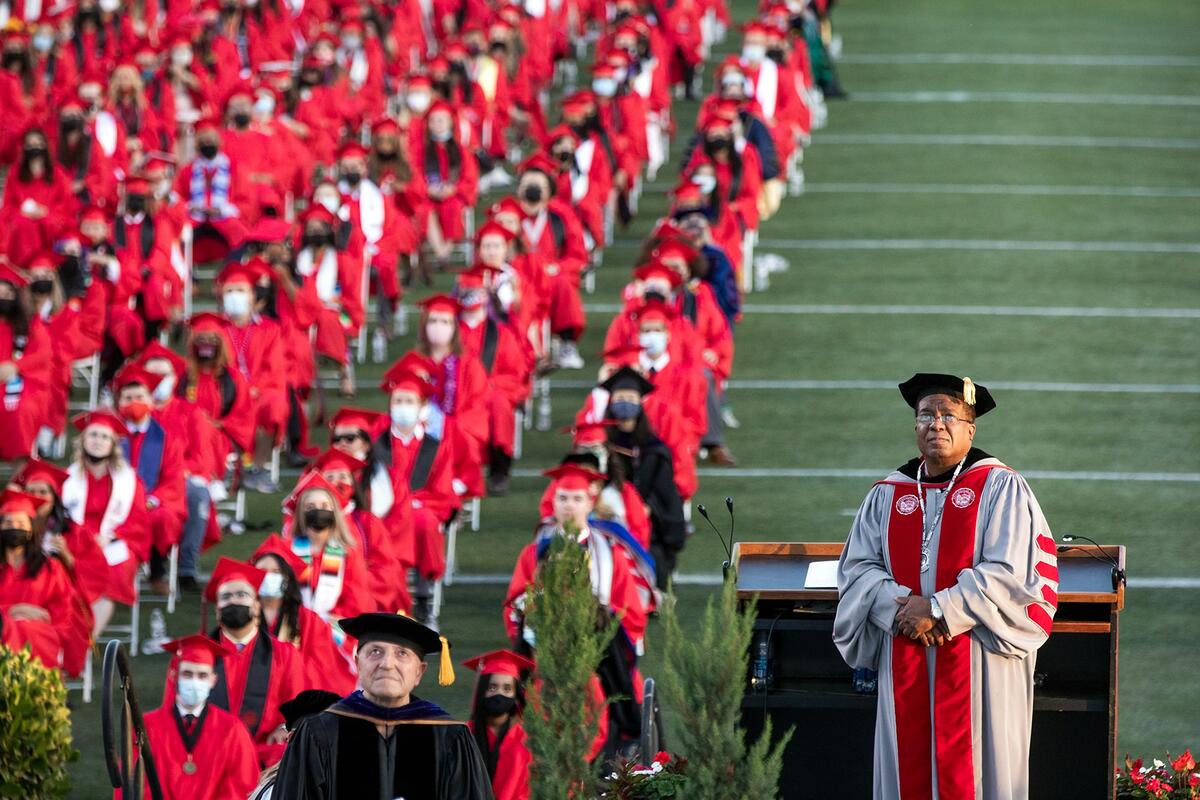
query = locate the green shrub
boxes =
[0,646,78,799]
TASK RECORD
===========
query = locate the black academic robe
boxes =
[273,693,495,799]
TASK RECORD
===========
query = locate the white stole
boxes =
[369,462,395,518]
[571,139,595,203]
[751,59,778,120]
[94,111,119,158]
[63,462,137,545]
[296,247,340,303]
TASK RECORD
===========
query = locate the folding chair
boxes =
[71,353,102,410]
[469,496,481,532]
[138,544,180,615]
[356,246,371,363]
[102,573,142,657]
[513,409,524,461]
[64,649,94,704]
[741,229,758,293]
[443,516,459,588]
[458,206,476,264]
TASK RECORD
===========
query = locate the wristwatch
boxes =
[929,596,944,621]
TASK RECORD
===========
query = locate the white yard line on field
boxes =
[447,574,1200,589]
[546,379,1200,394]
[811,133,1200,149]
[849,90,1200,107]
[505,468,1200,482]
[804,182,1200,198]
[581,303,1200,319]
[838,53,1200,67]
[731,239,1200,254]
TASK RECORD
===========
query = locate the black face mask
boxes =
[568,122,589,139]
[125,195,147,214]
[375,144,397,158]
[433,79,451,96]
[83,451,109,464]
[30,278,54,295]
[342,170,362,186]
[520,184,543,204]
[60,116,84,134]
[553,150,573,165]
[219,603,254,629]
[232,111,251,127]
[3,52,26,70]
[488,41,507,55]
[300,69,321,87]
[642,289,667,304]
[1,529,29,549]
[254,284,272,303]
[23,146,47,162]
[303,232,334,249]
[304,508,335,531]
[0,298,16,316]
[482,694,517,717]
[198,143,219,159]
[767,47,785,63]
[192,341,219,361]
[704,138,731,157]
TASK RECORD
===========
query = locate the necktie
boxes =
[183,714,196,733]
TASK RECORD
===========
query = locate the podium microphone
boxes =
[1057,534,1126,590]
[696,504,733,572]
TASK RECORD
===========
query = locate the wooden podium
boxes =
[735,542,1124,800]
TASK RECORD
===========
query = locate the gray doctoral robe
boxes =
[833,454,1057,800]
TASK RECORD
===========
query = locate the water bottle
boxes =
[142,608,168,655]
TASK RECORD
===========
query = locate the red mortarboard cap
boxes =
[601,342,643,368]
[302,203,338,227]
[341,18,364,33]
[329,406,388,437]
[137,341,187,377]
[141,152,177,175]
[633,261,684,288]
[426,99,455,119]
[246,217,292,243]
[671,182,705,206]
[543,463,607,492]
[282,471,342,514]
[113,363,165,392]
[427,56,450,73]
[0,265,28,289]
[250,533,307,579]
[310,448,368,477]
[475,219,515,244]
[371,117,401,137]
[188,311,228,334]
[80,206,109,224]
[195,115,222,134]
[545,124,579,146]
[27,251,60,271]
[337,141,369,161]
[13,459,70,495]
[560,419,619,446]
[204,556,267,602]
[124,177,150,195]
[71,409,128,437]
[406,74,433,90]
[592,62,619,79]
[443,41,469,61]
[417,293,460,316]
[652,237,700,264]
[742,20,772,36]
[380,351,438,396]
[634,297,676,324]
[518,152,560,177]
[488,196,524,220]
[462,649,535,679]
[216,261,258,286]
[561,91,594,114]
[162,634,233,667]
[0,488,51,519]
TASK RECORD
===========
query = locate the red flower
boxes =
[654,751,671,765]
[1172,750,1196,772]
[1146,778,1162,793]
[1132,770,1146,785]
[1189,773,1199,788]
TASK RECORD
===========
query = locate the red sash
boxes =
[884,465,996,800]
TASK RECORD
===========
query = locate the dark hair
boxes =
[17,129,52,184]
[5,527,48,579]
[256,553,302,640]
[0,281,31,338]
[469,672,527,779]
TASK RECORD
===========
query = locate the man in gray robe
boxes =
[834,374,1058,800]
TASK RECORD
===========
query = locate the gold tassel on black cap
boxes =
[962,377,977,406]
[438,636,455,686]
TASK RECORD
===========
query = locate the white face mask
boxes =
[391,403,420,429]
[171,49,193,68]
[33,33,55,53]
[639,330,668,357]
[317,194,340,215]
[524,0,545,17]
[592,78,618,98]
[253,95,276,116]
[222,290,253,318]
[177,677,211,708]
[152,374,176,403]
[692,173,717,195]
[425,320,455,347]
[406,93,432,114]
[342,35,361,50]
[742,44,767,64]
[99,0,120,12]
[430,127,453,143]
[258,571,285,598]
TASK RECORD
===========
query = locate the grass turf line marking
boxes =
[501,468,1200,482]
[810,133,1200,150]
[722,239,1200,254]
[581,303,1200,319]
[850,90,1200,107]
[448,574,1200,589]
[546,379,1200,394]
[837,54,1200,67]
[804,182,1200,198]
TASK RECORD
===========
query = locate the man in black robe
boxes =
[274,613,495,798]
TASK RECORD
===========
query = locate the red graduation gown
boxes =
[0,556,90,674]
[387,428,460,579]
[136,703,260,800]
[125,421,188,552]
[468,720,532,800]
[457,317,534,457]
[224,316,289,440]
[0,317,54,459]
[78,471,153,605]
[269,604,357,696]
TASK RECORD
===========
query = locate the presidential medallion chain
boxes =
[917,457,966,573]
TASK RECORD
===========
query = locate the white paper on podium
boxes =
[804,559,840,589]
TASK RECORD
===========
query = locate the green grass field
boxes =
[61,0,1199,794]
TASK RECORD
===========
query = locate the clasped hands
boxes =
[895,595,952,647]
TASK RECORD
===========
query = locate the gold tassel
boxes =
[962,377,977,406]
[438,636,455,686]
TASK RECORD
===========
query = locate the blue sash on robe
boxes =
[121,419,165,492]
[333,691,449,722]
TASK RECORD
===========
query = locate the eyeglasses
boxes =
[916,413,972,427]
[331,433,363,445]
[217,590,255,602]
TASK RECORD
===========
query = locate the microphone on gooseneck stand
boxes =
[696,504,733,577]
[1057,534,1126,591]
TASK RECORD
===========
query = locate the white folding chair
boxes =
[513,409,524,461]
[70,353,101,410]
[138,544,181,615]
[741,229,758,294]
[469,496,481,532]
[443,517,459,588]
[102,574,141,657]
[458,206,476,264]
[356,246,371,363]
[64,649,94,704]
